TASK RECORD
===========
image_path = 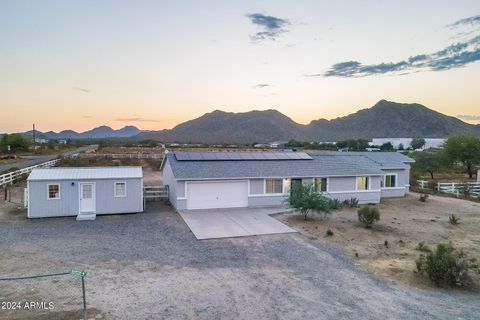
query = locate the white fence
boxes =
[0,159,60,187]
[143,186,168,201]
[75,153,164,160]
[437,182,480,198]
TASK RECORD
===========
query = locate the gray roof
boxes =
[307,151,414,169]
[28,167,143,181]
[166,152,385,180]
[175,151,312,161]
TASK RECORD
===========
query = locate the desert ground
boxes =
[277,193,480,290]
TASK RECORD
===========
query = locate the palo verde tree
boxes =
[412,150,451,179]
[444,134,480,178]
[285,183,334,220]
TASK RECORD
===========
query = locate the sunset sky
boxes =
[1,0,479,133]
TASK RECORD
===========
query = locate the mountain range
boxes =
[19,100,480,143]
[24,125,141,140]
[137,100,480,143]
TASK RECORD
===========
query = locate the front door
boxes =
[79,183,95,213]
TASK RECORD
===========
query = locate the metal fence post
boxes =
[81,275,87,320]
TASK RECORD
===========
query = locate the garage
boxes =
[186,180,248,210]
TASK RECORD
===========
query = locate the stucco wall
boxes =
[248,195,285,207]
[249,179,264,194]
[28,178,143,218]
[162,160,178,208]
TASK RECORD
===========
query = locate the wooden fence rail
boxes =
[0,159,60,187]
[417,180,480,198]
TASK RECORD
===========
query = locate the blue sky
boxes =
[0,0,479,132]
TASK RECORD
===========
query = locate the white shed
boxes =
[27,167,143,220]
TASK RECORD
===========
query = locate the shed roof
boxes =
[28,167,143,181]
[166,152,384,180]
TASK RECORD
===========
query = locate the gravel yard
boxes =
[1,200,479,319]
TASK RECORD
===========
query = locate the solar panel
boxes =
[174,151,312,161]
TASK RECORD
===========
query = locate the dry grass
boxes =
[277,193,480,289]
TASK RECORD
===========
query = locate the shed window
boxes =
[266,179,283,194]
[356,177,369,190]
[385,175,396,188]
[314,178,328,192]
[114,182,126,197]
[48,184,60,199]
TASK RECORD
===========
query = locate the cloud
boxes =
[82,115,92,119]
[115,117,160,122]
[313,15,480,78]
[456,114,480,121]
[73,87,91,93]
[246,13,289,41]
[253,83,271,88]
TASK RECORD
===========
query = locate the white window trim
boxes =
[355,176,370,191]
[114,181,127,198]
[47,183,61,200]
[264,178,285,195]
[383,173,398,189]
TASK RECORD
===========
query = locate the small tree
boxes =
[444,135,480,178]
[357,205,380,228]
[412,150,451,179]
[411,138,426,150]
[285,183,334,220]
[380,142,394,151]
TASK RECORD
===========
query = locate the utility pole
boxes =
[32,123,36,152]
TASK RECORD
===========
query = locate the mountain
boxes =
[136,100,480,143]
[306,100,480,141]
[25,126,141,139]
[139,110,305,144]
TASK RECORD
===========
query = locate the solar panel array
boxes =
[174,151,312,161]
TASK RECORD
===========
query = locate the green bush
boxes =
[416,241,431,253]
[328,198,342,210]
[416,243,479,287]
[449,214,460,225]
[325,229,334,237]
[357,205,380,228]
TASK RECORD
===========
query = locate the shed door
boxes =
[186,181,248,210]
[79,183,95,213]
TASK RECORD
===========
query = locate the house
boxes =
[161,151,414,210]
[370,138,445,150]
[27,167,143,220]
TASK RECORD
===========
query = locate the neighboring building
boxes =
[35,138,48,144]
[370,138,445,150]
[27,167,143,220]
[58,139,67,145]
[161,151,414,210]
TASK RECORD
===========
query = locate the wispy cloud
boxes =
[82,115,92,119]
[456,114,480,121]
[73,87,91,93]
[311,15,480,78]
[115,117,160,122]
[253,83,271,88]
[246,13,289,41]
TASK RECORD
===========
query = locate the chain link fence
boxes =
[0,270,88,320]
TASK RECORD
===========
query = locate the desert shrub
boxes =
[384,240,389,248]
[419,193,429,202]
[416,242,478,287]
[326,229,334,237]
[449,214,460,225]
[328,198,342,210]
[349,197,359,207]
[357,205,380,228]
[416,241,431,253]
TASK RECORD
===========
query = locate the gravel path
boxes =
[0,202,478,319]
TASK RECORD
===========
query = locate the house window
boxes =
[314,178,328,192]
[385,174,397,188]
[266,179,283,194]
[114,182,127,197]
[356,177,369,190]
[48,184,60,199]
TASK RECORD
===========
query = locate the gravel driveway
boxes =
[0,202,478,319]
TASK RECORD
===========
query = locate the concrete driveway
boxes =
[179,207,296,239]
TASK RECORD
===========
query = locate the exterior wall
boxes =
[249,179,264,194]
[248,195,285,207]
[162,160,177,208]
[28,178,143,218]
[327,176,381,204]
[380,169,409,198]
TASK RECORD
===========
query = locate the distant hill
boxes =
[23,125,141,139]
[138,110,305,144]
[136,100,480,143]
